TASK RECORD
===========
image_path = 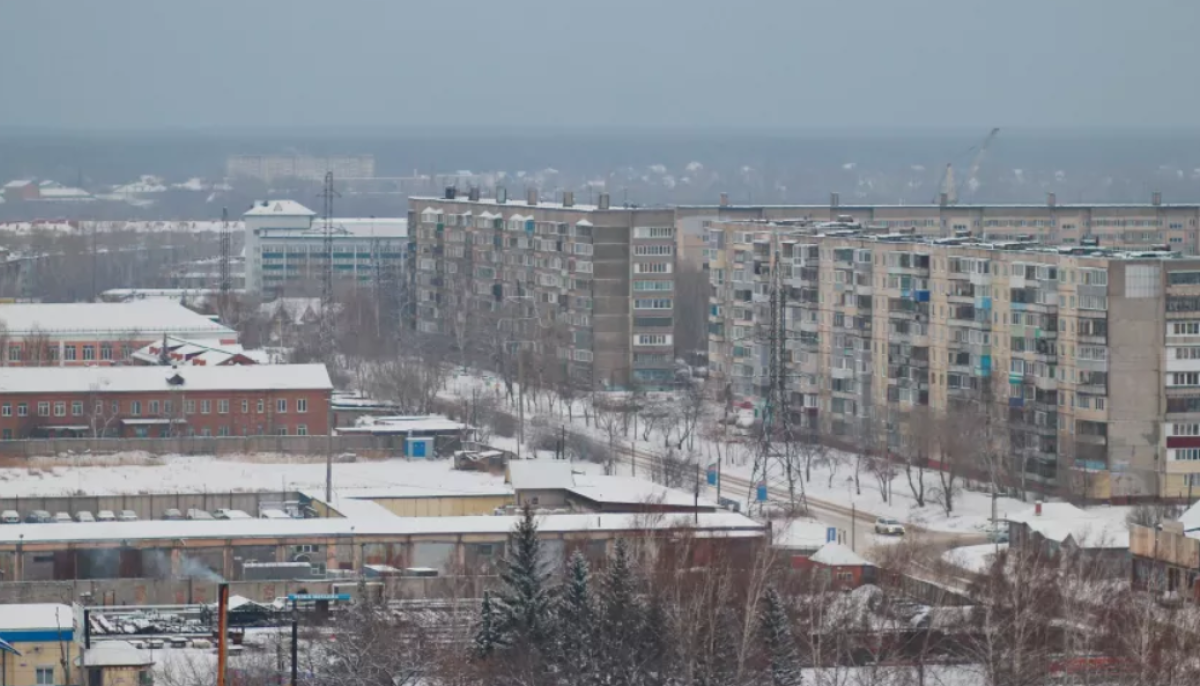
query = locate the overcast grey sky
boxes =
[2,0,1198,131]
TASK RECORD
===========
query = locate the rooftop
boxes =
[810,542,873,567]
[257,218,408,240]
[244,200,317,217]
[0,603,73,632]
[412,196,670,214]
[78,641,153,668]
[0,300,235,337]
[505,461,714,508]
[0,511,764,546]
[0,363,332,395]
[680,202,1200,211]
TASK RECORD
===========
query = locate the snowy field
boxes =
[439,370,1131,533]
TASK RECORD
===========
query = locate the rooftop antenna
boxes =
[319,172,340,360]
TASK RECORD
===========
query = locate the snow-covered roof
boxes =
[507,461,577,490]
[567,474,715,508]
[130,336,257,367]
[3,180,34,188]
[0,363,332,394]
[0,300,234,337]
[1025,518,1129,549]
[773,520,833,551]
[78,641,152,667]
[339,415,465,435]
[0,512,765,545]
[0,603,72,631]
[810,542,873,567]
[244,200,316,217]
[1178,500,1200,532]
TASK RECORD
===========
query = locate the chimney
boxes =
[468,186,480,202]
[216,582,230,686]
[526,188,538,206]
[444,186,456,200]
[1153,191,1163,207]
[1035,501,1043,516]
[830,192,840,208]
[938,192,949,208]
[1047,192,1056,208]
[562,190,574,208]
[496,186,507,204]
[719,192,729,207]
[598,192,610,210]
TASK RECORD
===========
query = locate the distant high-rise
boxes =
[226,154,375,183]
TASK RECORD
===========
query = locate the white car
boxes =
[874,517,906,536]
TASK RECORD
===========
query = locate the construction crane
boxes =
[935,127,1000,205]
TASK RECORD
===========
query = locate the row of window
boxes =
[8,343,134,362]
[0,397,308,418]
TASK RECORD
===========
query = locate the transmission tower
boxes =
[218,207,231,318]
[319,172,340,359]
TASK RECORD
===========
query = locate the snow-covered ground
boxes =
[440,370,1131,533]
[941,543,1008,574]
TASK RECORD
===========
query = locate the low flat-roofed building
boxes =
[505,461,718,513]
[0,603,76,686]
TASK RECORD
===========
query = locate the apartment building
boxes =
[676,194,1200,265]
[243,200,407,295]
[707,218,1200,501]
[0,364,332,439]
[410,189,677,388]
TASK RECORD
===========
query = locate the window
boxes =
[72,401,83,416]
[257,399,265,413]
[149,400,159,415]
[277,427,288,436]
[296,424,308,436]
[130,400,141,416]
[164,400,173,414]
[185,400,196,414]
[82,345,95,360]
[242,399,249,413]
[1173,321,1200,336]
[7,346,19,362]
[1173,372,1200,386]
[64,345,76,361]
[634,280,673,292]
[1174,424,1200,436]
[573,350,593,362]
[100,343,113,360]
[218,426,230,437]
[17,403,27,417]
[1172,448,1200,461]
[218,399,229,414]
[634,226,674,239]
[297,398,308,413]
[634,298,672,310]
[53,402,65,417]
[635,334,672,346]
[35,667,54,686]
[634,262,671,274]
[634,244,674,256]
[37,401,49,417]
[1176,347,1200,360]
[0,404,8,417]
[1,429,9,440]
[200,399,211,414]
[277,399,288,413]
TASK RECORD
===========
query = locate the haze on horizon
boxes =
[1,0,1198,132]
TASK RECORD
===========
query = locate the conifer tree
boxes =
[557,550,598,685]
[758,587,802,686]
[473,590,506,658]
[494,503,555,648]
[599,538,644,686]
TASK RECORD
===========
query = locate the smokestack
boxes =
[830,192,840,208]
[598,192,610,210]
[562,190,574,208]
[1035,501,1043,516]
[1153,191,1163,206]
[938,192,949,208]
[217,582,230,686]
[526,188,538,206]
[1046,192,1056,208]
[496,186,507,204]
[719,192,729,207]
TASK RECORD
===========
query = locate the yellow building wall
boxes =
[368,495,512,517]
[2,641,74,686]
[93,664,150,686]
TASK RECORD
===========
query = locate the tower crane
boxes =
[935,127,1000,205]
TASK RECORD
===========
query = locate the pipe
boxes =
[217,582,229,686]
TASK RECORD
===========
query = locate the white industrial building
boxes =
[243,200,407,294]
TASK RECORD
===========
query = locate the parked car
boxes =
[118,510,139,522]
[162,508,184,521]
[987,527,1010,544]
[259,509,291,519]
[1,510,20,524]
[96,510,116,522]
[75,511,95,523]
[874,517,906,536]
[186,509,214,520]
[214,509,252,520]
[53,512,72,523]
[26,510,53,523]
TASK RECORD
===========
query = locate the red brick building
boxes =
[0,364,332,439]
[790,542,878,590]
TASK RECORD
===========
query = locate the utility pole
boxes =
[218,207,232,321]
[319,172,340,361]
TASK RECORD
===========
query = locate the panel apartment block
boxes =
[410,192,676,388]
[707,218,1200,501]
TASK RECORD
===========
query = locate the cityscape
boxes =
[2,2,1200,686]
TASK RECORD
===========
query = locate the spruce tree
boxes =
[758,587,802,686]
[557,551,598,685]
[473,590,506,658]
[599,538,644,686]
[494,503,555,648]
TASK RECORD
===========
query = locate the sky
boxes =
[2,0,1199,131]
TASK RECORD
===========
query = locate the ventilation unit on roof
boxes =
[598,192,610,210]
[468,186,480,202]
[562,191,574,208]
[444,186,457,200]
[830,192,840,208]
[526,188,538,206]
[497,186,507,204]
[167,373,185,386]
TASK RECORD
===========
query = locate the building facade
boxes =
[0,364,332,439]
[0,604,76,686]
[243,200,407,296]
[410,190,677,388]
[706,219,1200,500]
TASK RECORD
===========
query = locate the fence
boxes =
[0,434,412,458]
